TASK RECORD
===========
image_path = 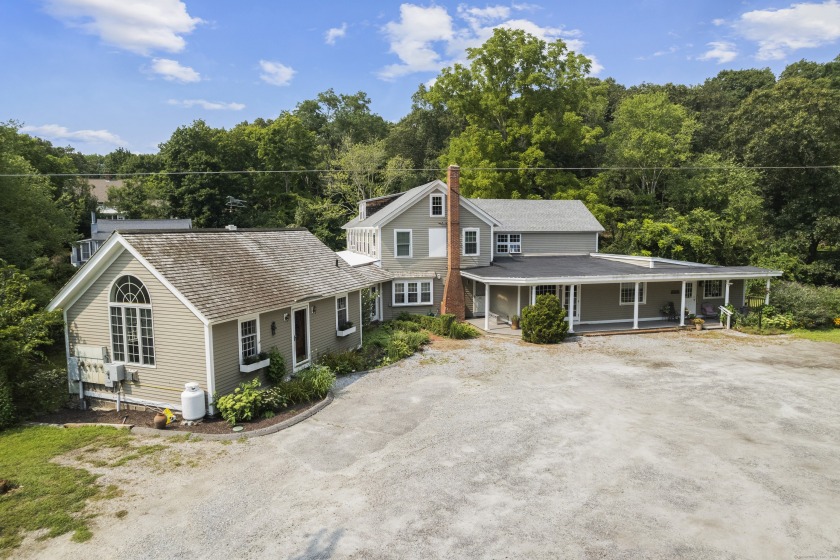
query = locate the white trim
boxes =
[335,293,350,331]
[679,281,686,327]
[394,229,413,258]
[484,283,490,331]
[704,279,724,299]
[490,224,494,261]
[460,270,781,286]
[291,304,311,371]
[591,253,714,268]
[204,323,216,414]
[462,227,480,256]
[619,282,646,305]
[392,279,433,306]
[119,238,209,324]
[359,290,364,349]
[430,193,445,218]
[595,233,599,252]
[237,315,261,365]
[495,232,522,255]
[50,236,126,311]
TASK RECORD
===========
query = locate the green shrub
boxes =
[769,281,840,328]
[386,337,413,362]
[261,386,288,411]
[265,348,286,386]
[448,321,480,339]
[0,378,14,430]
[295,364,335,399]
[318,349,365,375]
[396,312,420,322]
[521,294,569,344]
[417,315,438,331]
[282,379,311,405]
[437,314,456,336]
[391,320,422,332]
[215,379,263,426]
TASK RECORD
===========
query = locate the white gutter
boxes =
[459,270,783,286]
[204,323,216,415]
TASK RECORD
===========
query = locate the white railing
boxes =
[719,306,733,330]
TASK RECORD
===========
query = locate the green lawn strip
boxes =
[791,328,840,344]
[0,425,134,554]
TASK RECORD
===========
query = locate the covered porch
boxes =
[460,254,782,335]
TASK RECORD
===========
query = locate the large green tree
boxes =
[424,28,599,198]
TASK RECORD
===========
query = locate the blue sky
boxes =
[2,0,839,154]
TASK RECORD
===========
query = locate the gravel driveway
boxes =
[21,331,840,559]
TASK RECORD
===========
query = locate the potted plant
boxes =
[693,317,705,331]
[337,320,356,337]
[240,351,270,373]
[510,314,520,330]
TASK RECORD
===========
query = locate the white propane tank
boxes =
[181,382,206,421]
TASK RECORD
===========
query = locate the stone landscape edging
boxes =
[129,391,334,441]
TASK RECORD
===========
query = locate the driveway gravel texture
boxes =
[20,331,840,559]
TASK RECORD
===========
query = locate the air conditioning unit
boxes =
[104,363,126,387]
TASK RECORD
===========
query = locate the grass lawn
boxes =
[0,425,134,554]
[791,328,840,344]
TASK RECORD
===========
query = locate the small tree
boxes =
[520,294,569,344]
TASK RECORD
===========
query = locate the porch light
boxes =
[271,321,276,336]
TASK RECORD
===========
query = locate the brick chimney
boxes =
[441,165,465,320]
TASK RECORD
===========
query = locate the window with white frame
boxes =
[430,193,445,217]
[535,285,557,297]
[239,318,259,362]
[685,282,693,298]
[619,282,646,305]
[395,230,412,257]
[336,295,349,328]
[704,280,723,298]
[393,280,433,306]
[463,228,479,256]
[79,241,92,261]
[496,233,521,254]
[563,285,580,316]
[109,275,155,366]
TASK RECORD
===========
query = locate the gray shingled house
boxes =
[49,228,372,412]
[341,166,782,333]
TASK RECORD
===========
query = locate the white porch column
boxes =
[724,279,731,306]
[679,280,686,327]
[568,284,575,333]
[531,285,536,305]
[765,278,771,305]
[633,282,640,329]
[517,286,521,316]
[484,283,490,331]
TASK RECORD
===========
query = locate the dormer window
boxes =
[430,194,445,217]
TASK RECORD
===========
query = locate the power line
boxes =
[1,165,839,178]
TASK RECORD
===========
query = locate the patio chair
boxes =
[700,303,717,318]
[661,302,677,322]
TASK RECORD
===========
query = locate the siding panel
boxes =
[66,251,206,407]
[519,232,596,255]
[580,281,681,323]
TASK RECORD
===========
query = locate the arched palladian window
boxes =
[109,275,155,366]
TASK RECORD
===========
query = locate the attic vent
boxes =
[225,224,237,231]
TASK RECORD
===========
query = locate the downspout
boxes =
[204,323,216,415]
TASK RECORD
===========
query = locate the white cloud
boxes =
[21,124,124,146]
[259,60,296,86]
[378,3,601,80]
[325,23,347,45]
[150,58,200,82]
[735,0,840,60]
[43,0,202,55]
[712,18,726,26]
[698,41,738,63]
[167,99,245,110]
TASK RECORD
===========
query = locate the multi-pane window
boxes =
[109,275,155,366]
[619,282,646,305]
[685,283,693,298]
[79,242,91,261]
[704,280,723,298]
[393,280,433,306]
[563,285,579,317]
[240,319,258,361]
[430,194,444,217]
[463,228,479,255]
[336,295,348,327]
[496,234,522,254]
[396,230,412,257]
[535,285,557,297]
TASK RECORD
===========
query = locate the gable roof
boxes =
[342,180,498,230]
[50,229,373,324]
[91,218,192,241]
[467,199,604,233]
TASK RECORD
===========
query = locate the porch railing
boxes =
[719,306,733,329]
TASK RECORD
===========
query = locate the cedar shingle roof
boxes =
[120,229,373,323]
